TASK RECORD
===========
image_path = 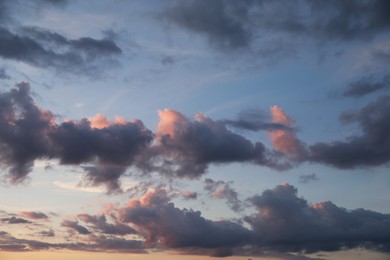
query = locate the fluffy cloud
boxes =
[245,183,390,252]
[1,184,390,256]
[0,82,153,191]
[118,189,253,256]
[2,83,390,191]
[151,109,271,177]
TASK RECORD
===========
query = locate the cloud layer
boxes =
[1,83,390,191]
[1,184,389,257]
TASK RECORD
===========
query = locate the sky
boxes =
[0,0,390,259]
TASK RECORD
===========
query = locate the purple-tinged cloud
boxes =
[343,74,390,98]
[20,211,48,220]
[77,213,137,236]
[152,109,274,177]
[310,95,390,169]
[0,216,31,224]
[61,220,90,235]
[204,178,243,212]
[118,189,253,256]
[298,173,319,184]
[245,183,390,252]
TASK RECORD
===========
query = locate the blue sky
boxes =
[0,1,390,259]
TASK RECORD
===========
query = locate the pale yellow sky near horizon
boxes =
[0,249,389,260]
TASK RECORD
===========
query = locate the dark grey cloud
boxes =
[310,95,390,169]
[163,0,390,52]
[0,26,122,76]
[0,82,153,191]
[0,81,53,183]
[0,230,145,253]
[0,216,31,224]
[1,184,390,256]
[51,119,153,192]
[77,213,137,236]
[298,173,319,184]
[118,189,253,256]
[343,74,390,98]
[37,230,55,237]
[204,178,243,212]
[61,219,91,235]
[245,183,390,253]
[163,0,252,50]
[222,108,292,132]
[149,109,278,178]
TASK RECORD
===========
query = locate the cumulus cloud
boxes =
[0,82,153,191]
[0,81,54,183]
[1,184,390,256]
[2,82,390,191]
[245,183,390,252]
[118,189,253,256]
[310,95,390,168]
[151,109,275,177]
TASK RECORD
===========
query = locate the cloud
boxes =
[298,173,319,184]
[181,190,198,200]
[269,105,307,160]
[0,230,145,253]
[0,67,10,79]
[2,82,390,192]
[19,211,48,220]
[204,178,243,212]
[61,219,91,235]
[0,81,54,183]
[1,184,390,256]
[310,95,390,168]
[151,109,273,177]
[222,108,292,132]
[0,216,31,224]
[163,0,252,50]
[118,189,253,256]
[0,26,121,76]
[162,0,390,55]
[343,74,390,98]
[0,82,153,191]
[77,213,137,236]
[245,183,390,253]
